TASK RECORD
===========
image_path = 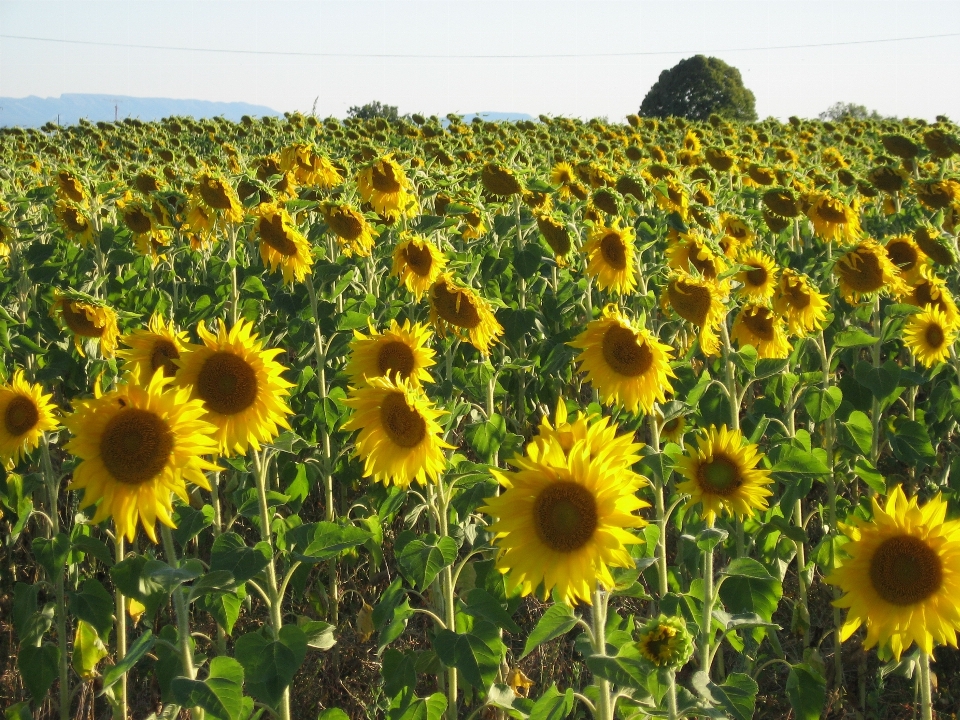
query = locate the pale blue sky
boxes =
[1,0,958,121]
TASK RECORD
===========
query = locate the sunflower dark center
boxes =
[403,243,434,276]
[869,534,943,606]
[745,265,768,287]
[377,341,416,379]
[199,179,233,209]
[841,251,885,292]
[259,215,298,256]
[433,283,481,329]
[150,339,181,377]
[602,325,652,377]
[328,208,363,241]
[100,408,174,485]
[196,352,259,415]
[697,455,742,495]
[742,308,775,341]
[925,323,946,349]
[379,392,427,448]
[600,232,627,270]
[887,241,918,271]
[669,281,711,326]
[816,199,848,224]
[785,281,812,309]
[4,395,39,436]
[62,303,104,338]
[641,626,677,663]
[371,163,401,193]
[124,208,153,234]
[533,480,598,552]
[62,208,89,233]
[689,248,719,279]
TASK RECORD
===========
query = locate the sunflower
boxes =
[884,235,925,283]
[391,233,446,299]
[675,425,773,523]
[56,170,87,204]
[63,371,220,543]
[190,172,243,224]
[720,213,755,246]
[905,269,960,325]
[772,269,829,336]
[341,376,452,488]
[320,202,378,257]
[584,219,637,295]
[735,250,778,301]
[805,191,861,244]
[428,274,503,355]
[528,398,646,466]
[731,304,792,359]
[636,615,694,669]
[176,320,294,456]
[826,486,960,660]
[652,177,689,220]
[704,146,736,173]
[550,162,577,200]
[54,202,95,246]
[661,272,727,356]
[50,293,120,358]
[252,202,313,284]
[0,370,58,468]
[914,226,958,267]
[902,306,958,368]
[479,434,648,605]
[835,239,908,304]
[762,187,800,217]
[659,414,687,445]
[344,320,436,388]
[460,207,488,240]
[357,155,418,218]
[666,230,727,281]
[118,314,189,382]
[536,214,572,265]
[915,178,960,211]
[570,304,675,414]
[481,163,523,197]
[279,143,343,187]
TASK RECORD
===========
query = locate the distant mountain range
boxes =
[0,94,282,127]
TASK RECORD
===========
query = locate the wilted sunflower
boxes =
[342,376,452,488]
[391,233,446,299]
[805,191,861,244]
[357,155,418,218]
[50,293,120,358]
[536,214,572,264]
[54,202,95,246]
[835,239,908,304]
[118,314,189,382]
[636,615,694,669]
[63,370,220,543]
[731,303,792,359]
[344,319,436,388]
[0,370,58,468]
[252,202,313,284]
[569,304,675,414]
[827,486,960,660]
[772,269,829,336]
[176,320,294,456]
[675,425,773,523]
[584,219,637,294]
[428,274,503,355]
[666,230,727,281]
[480,435,648,604]
[914,226,958,267]
[902,306,958,368]
[320,202,378,257]
[735,250,778,301]
[661,272,727,356]
[191,172,243,224]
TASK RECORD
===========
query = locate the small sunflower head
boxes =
[636,615,694,669]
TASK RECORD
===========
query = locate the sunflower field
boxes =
[2,109,960,720]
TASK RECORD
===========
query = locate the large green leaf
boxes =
[692,671,758,720]
[521,603,578,658]
[803,387,842,422]
[786,663,827,720]
[235,625,308,710]
[887,417,936,467]
[171,656,246,720]
[528,684,575,720]
[68,578,114,639]
[719,559,782,622]
[32,532,70,579]
[286,521,370,563]
[100,630,154,693]
[209,532,272,583]
[386,691,447,720]
[433,625,502,689]
[18,643,59,702]
[395,531,458,591]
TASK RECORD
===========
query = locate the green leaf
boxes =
[528,684,575,720]
[719,559,782,622]
[32,532,70,579]
[521,603,577,658]
[298,618,337,651]
[68,579,114,639]
[100,630,154,693]
[235,625,308,710]
[387,691,447,720]
[287,521,371,563]
[803,387,842,422]
[854,457,886,495]
[171,656,246,720]
[465,414,507,463]
[70,533,114,566]
[514,245,543,279]
[855,359,901,401]
[241,275,270,300]
[72,620,108,680]
[692,671,758,720]
[772,446,830,476]
[887,417,936,467]
[209,532,272,583]
[731,345,758,375]
[197,591,243,636]
[432,628,501,689]
[12,583,39,641]
[832,329,877,349]
[395,531,458,591]
[374,580,414,651]
[382,649,418,697]
[842,410,872,455]
[18,643,59,702]
[786,663,827,720]
[463,588,520,634]
[754,358,789,379]
[696,527,728,552]
[318,710,351,720]
[187,570,237,603]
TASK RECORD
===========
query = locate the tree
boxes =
[346,101,399,121]
[818,102,888,121]
[640,55,757,122]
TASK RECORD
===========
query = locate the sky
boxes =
[1,0,958,122]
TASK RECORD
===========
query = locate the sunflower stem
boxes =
[868,295,882,496]
[590,589,613,720]
[433,481,459,720]
[42,436,70,720]
[114,534,128,720]
[919,651,933,720]
[700,519,716,680]
[228,222,239,327]
[161,526,198,686]
[666,670,679,720]
[648,412,669,600]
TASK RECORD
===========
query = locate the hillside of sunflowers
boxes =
[2,108,960,720]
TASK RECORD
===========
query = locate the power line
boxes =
[1,31,959,59]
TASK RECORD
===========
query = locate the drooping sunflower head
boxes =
[252,202,313,283]
[428,274,503,355]
[176,320,294,456]
[320,202,379,258]
[884,235,925,282]
[344,319,436,388]
[835,239,909,304]
[63,370,220,543]
[772,269,829,336]
[914,226,959,268]
[341,376,452,488]
[391,233,446,299]
[652,177,689,220]
[357,155,418,218]
[720,213,755,246]
[584,219,638,295]
[536,214,573,265]
[735,250,778,301]
[805,191,861,244]
[826,486,960,660]
[902,305,958,368]
[675,425,774,523]
[666,230,727,281]
[704,146,736,173]
[635,615,694,669]
[481,163,523,197]
[569,304,676,414]
[762,187,800,218]
[659,413,687,445]
[480,435,649,605]
[118,314,189,383]
[0,370,58,468]
[731,303,792,359]
[56,170,87,204]
[914,178,960,211]
[279,143,343,187]
[54,202,95,246]
[662,272,727,357]
[50,293,120,358]
[192,172,243,223]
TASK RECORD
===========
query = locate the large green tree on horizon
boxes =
[640,55,757,122]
